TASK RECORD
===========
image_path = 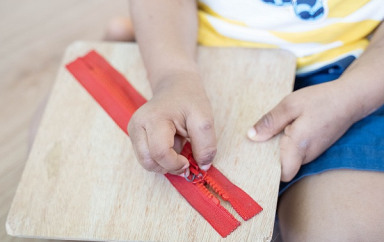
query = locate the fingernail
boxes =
[179,167,190,177]
[200,164,211,171]
[247,127,257,140]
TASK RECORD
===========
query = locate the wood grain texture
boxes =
[6,42,295,241]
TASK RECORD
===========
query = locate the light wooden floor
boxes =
[0,1,129,241]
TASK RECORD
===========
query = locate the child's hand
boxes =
[248,81,358,182]
[128,72,217,175]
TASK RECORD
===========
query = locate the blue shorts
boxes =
[279,56,384,195]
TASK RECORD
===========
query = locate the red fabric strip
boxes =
[206,167,263,220]
[180,143,263,220]
[65,50,262,238]
[165,174,240,237]
[82,51,146,109]
[66,51,146,134]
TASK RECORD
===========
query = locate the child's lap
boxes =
[277,169,384,239]
[279,56,384,195]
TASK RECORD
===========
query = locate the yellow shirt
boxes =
[198,0,384,74]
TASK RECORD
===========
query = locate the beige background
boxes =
[0,1,129,241]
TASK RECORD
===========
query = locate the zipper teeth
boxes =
[206,172,247,218]
[206,167,263,221]
[204,175,230,201]
[66,51,256,238]
[165,173,240,238]
[203,171,261,221]
[203,175,247,221]
[195,181,220,205]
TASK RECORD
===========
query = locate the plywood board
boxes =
[7,42,295,241]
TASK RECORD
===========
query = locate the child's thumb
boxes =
[247,100,297,142]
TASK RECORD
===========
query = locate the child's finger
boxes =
[248,96,300,142]
[173,134,187,154]
[146,120,189,173]
[279,123,307,182]
[186,114,217,170]
[129,126,167,174]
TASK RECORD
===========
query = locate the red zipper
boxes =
[66,50,263,238]
[166,143,263,237]
[177,143,263,221]
[66,50,146,135]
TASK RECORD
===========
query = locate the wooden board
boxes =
[6,42,295,241]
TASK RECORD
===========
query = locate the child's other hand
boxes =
[248,82,357,182]
[128,72,217,175]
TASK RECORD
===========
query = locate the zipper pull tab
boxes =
[182,143,207,184]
